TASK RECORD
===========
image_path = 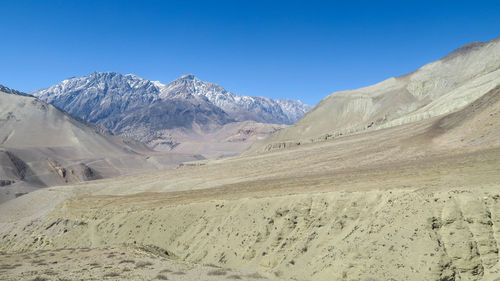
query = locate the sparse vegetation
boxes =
[135,260,153,268]
[156,274,169,280]
[227,274,242,279]
[104,272,120,277]
[31,277,47,281]
[172,271,186,275]
[119,259,135,264]
[0,264,15,270]
[207,269,227,276]
[43,269,58,276]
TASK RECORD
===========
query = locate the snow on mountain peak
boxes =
[32,72,311,125]
[179,74,196,80]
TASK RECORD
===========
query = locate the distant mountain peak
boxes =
[0,85,31,97]
[31,72,312,153]
[179,74,196,80]
[441,36,499,62]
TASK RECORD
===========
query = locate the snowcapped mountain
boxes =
[33,72,163,123]
[34,72,310,125]
[31,72,310,155]
[158,74,311,124]
[0,84,32,97]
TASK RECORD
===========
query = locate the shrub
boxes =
[43,269,58,276]
[104,272,120,277]
[156,274,169,280]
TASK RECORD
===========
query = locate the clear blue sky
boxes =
[1,0,499,105]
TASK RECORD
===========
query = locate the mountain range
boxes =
[32,73,311,157]
[0,86,202,203]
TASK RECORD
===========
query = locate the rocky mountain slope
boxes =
[249,37,500,152]
[158,74,310,124]
[31,73,310,156]
[0,86,202,203]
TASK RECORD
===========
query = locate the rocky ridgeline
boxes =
[31,73,311,149]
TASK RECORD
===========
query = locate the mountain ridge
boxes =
[32,73,310,156]
[0,85,202,202]
[248,36,500,153]
[32,72,311,125]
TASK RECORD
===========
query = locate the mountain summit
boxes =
[179,74,196,80]
[32,73,310,156]
[158,74,311,124]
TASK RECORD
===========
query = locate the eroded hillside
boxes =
[0,88,202,203]
[249,37,500,153]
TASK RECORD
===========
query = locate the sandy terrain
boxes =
[0,247,282,281]
[1,148,500,280]
[166,121,286,159]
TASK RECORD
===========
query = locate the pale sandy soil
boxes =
[0,247,281,281]
[2,140,500,280]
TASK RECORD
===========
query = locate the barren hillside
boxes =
[0,89,202,203]
[249,37,500,153]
